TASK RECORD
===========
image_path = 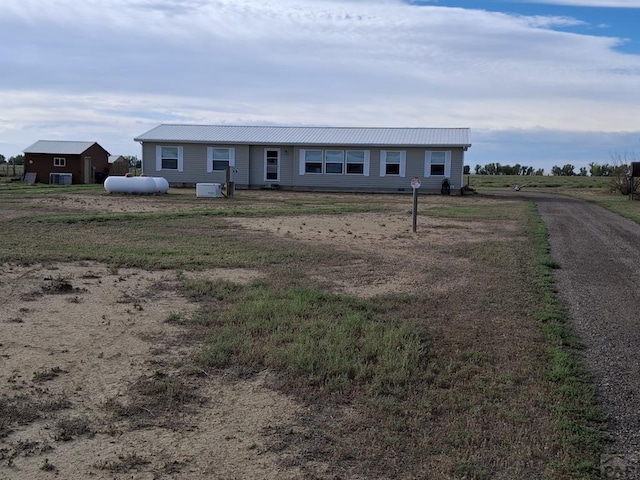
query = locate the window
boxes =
[299,149,369,176]
[425,151,451,177]
[206,147,235,173]
[380,151,406,177]
[385,152,401,175]
[325,150,344,174]
[346,150,369,175]
[304,150,323,174]
[53,157,66,167]
[160,147,178,170]
[430,152,446,175]
[212,149,230,171]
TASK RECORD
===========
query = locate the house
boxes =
[23,141,110,185]
[108,155,130,176]
[133,125,471,194]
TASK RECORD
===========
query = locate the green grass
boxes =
[426,201,524,220]
[467,174,611,190]
[194,282,428,393]
[578,194,640,224]
[526,201,605,476]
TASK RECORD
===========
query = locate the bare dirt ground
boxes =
[0,190,518,479]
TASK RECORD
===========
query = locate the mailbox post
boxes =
[411,177,421,233]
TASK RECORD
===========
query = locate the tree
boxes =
[474,164,481,175]
[551,164,575,176]
[579,167,588,176]
[608,151,639,195]
[9,155,24,165]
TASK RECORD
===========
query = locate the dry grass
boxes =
[0,188,603,479]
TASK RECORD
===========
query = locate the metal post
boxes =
[412,188,418,233]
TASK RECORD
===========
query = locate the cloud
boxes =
[0,0,638,165]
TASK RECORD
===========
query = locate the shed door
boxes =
[264,149,280,182]
[83,157,92,184]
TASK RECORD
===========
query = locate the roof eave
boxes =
[134,139,471,148]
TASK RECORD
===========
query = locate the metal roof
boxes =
[23,140,99,155]
[134,125,471,147]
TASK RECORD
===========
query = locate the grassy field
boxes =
[0,184,610,478]
[468,173,640,221]
[465,173,613,190]
[0,163,23,180]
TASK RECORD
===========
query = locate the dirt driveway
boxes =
[524,192,640,465]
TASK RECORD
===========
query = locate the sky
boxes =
[1,0,639,174]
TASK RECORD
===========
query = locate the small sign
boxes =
[411,177,421,189]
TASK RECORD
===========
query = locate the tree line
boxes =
[0,154,24,165]
[470,161,631,177]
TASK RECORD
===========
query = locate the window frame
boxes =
[424,150,451,178]
[324,150,344,175]
[346,150,367,175]
[53,157,66,167]
[380,150,406,177]
[304,149,324,174]
[156,145,183,172]
[206,147,235,173]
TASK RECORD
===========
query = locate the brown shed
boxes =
[23,140,110,184]
[108,155,130,176]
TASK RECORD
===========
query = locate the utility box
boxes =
[196,183,222,198]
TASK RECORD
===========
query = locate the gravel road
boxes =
[523,192,640,475]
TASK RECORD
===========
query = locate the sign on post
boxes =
[411,177,421,232]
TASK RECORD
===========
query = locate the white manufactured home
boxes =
[134,125,471,194]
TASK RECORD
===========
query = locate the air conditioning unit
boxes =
[196,183,222,198]
[49,173,73,185]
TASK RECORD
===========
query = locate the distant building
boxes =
[108,155,130,176]
[23,140,110,184]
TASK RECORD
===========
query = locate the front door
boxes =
[264,149,280,182]
[264,149,280,183]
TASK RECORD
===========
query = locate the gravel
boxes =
[527,192,640,477]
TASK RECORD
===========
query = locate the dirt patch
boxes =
[232,212,516,297]
[0,262,303,479]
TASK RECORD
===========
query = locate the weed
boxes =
[40,458,57,472]
[0,395,41,438]
[107,371,202,421]
[41,274,74,293]
[166,311,184,324]
[53,415,93,441]
[94,452,150,472]
[32,366,67,383]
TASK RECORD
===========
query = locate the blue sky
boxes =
[1,0,639,173]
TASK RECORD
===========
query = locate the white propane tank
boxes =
[152,177,170,194]
[104,176,168,194]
